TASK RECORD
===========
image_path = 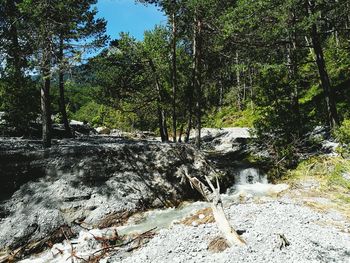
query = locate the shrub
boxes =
[334,119,350,145]
[204,106,256,128]
[72,101,138,131]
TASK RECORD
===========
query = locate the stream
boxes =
[19,168,289,263]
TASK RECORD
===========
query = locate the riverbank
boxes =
[1,129,349,262]
[17,180,350,263]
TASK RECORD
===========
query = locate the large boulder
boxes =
[190,127,251,154]
[0,137,213,251]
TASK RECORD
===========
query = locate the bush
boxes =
[0,78,39,135]
[72,101,138,131]
[334,119,350,145]
[204,106,256,128]
[334,119,350,157]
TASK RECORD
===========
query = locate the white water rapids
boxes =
[19,168,288,263]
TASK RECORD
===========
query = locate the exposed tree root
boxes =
[185,172,246,247]
[0,225,74,263]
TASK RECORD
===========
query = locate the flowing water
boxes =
[19,167,289,263]
[117,201,209,236]
[234,167,268,184]
[117,168,288,236]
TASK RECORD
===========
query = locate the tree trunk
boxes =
[308,0,339,128]
[171,10,178,142]
[235,51,242,110]
[219,80,223,108]
[5,0,30,134]
[184,110,192,143]
[185,173,246,247]
[287,45,301,135]
[193,14,203,149]
[249,68,254,109]
[58,36,72,137]
[310,24,339,128]
[149,59,169,142]
[6,0,22,80]
[178,124,184,143]
[185,78,194,143]
[157,105,166,142]
[286,13,302,135]
[42,53,52,148]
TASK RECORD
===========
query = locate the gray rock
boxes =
[96,126,111,135]
[0,137,214,251]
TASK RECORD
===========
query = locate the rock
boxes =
[189,127,251,154]
[0,112,5,125]
[322,140,339,156]
[110,129,123,136]
[96,126,111,135]
[342,172,350,181]
[0,137,214,251]
[198,214,205,220]
[69,120,84,125]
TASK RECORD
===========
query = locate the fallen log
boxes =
[185,174,246,247]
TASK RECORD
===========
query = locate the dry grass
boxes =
[179,207,215,226]
[280,156,350,220]
[97,210,133,229]
[314,219,350,233]
[207,237,230,253]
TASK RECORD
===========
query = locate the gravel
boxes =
[2,131,350,262]
[117,200,350,263]
[17,197,350,263]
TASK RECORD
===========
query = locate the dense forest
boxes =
[1,0,350,170]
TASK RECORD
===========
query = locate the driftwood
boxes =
[83,227,156,262]
[185,174,246,247]
[277,233,290,250]
[0,225,74,263]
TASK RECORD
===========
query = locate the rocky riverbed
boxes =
[17,184,350,263]
[0,128,349,262]
[117,195,350,263]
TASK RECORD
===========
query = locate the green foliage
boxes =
[334,119,350,157]
[73,101,138,131]
[334,119,350,145]
[0,77,39,134]
[254,65,303,138]
[0,0,106,139]
[1,0,350,159]
[252,65,308,175]
[285,156,350,203]
[204,106,256,128]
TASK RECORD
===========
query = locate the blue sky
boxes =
[96,0,167,40]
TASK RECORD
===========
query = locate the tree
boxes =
[305,0,339,128]
[18,0,106,147]
[0,0,37,134]
[55,0,107,136]
[90,32,169,136]
[140,0,179,143]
